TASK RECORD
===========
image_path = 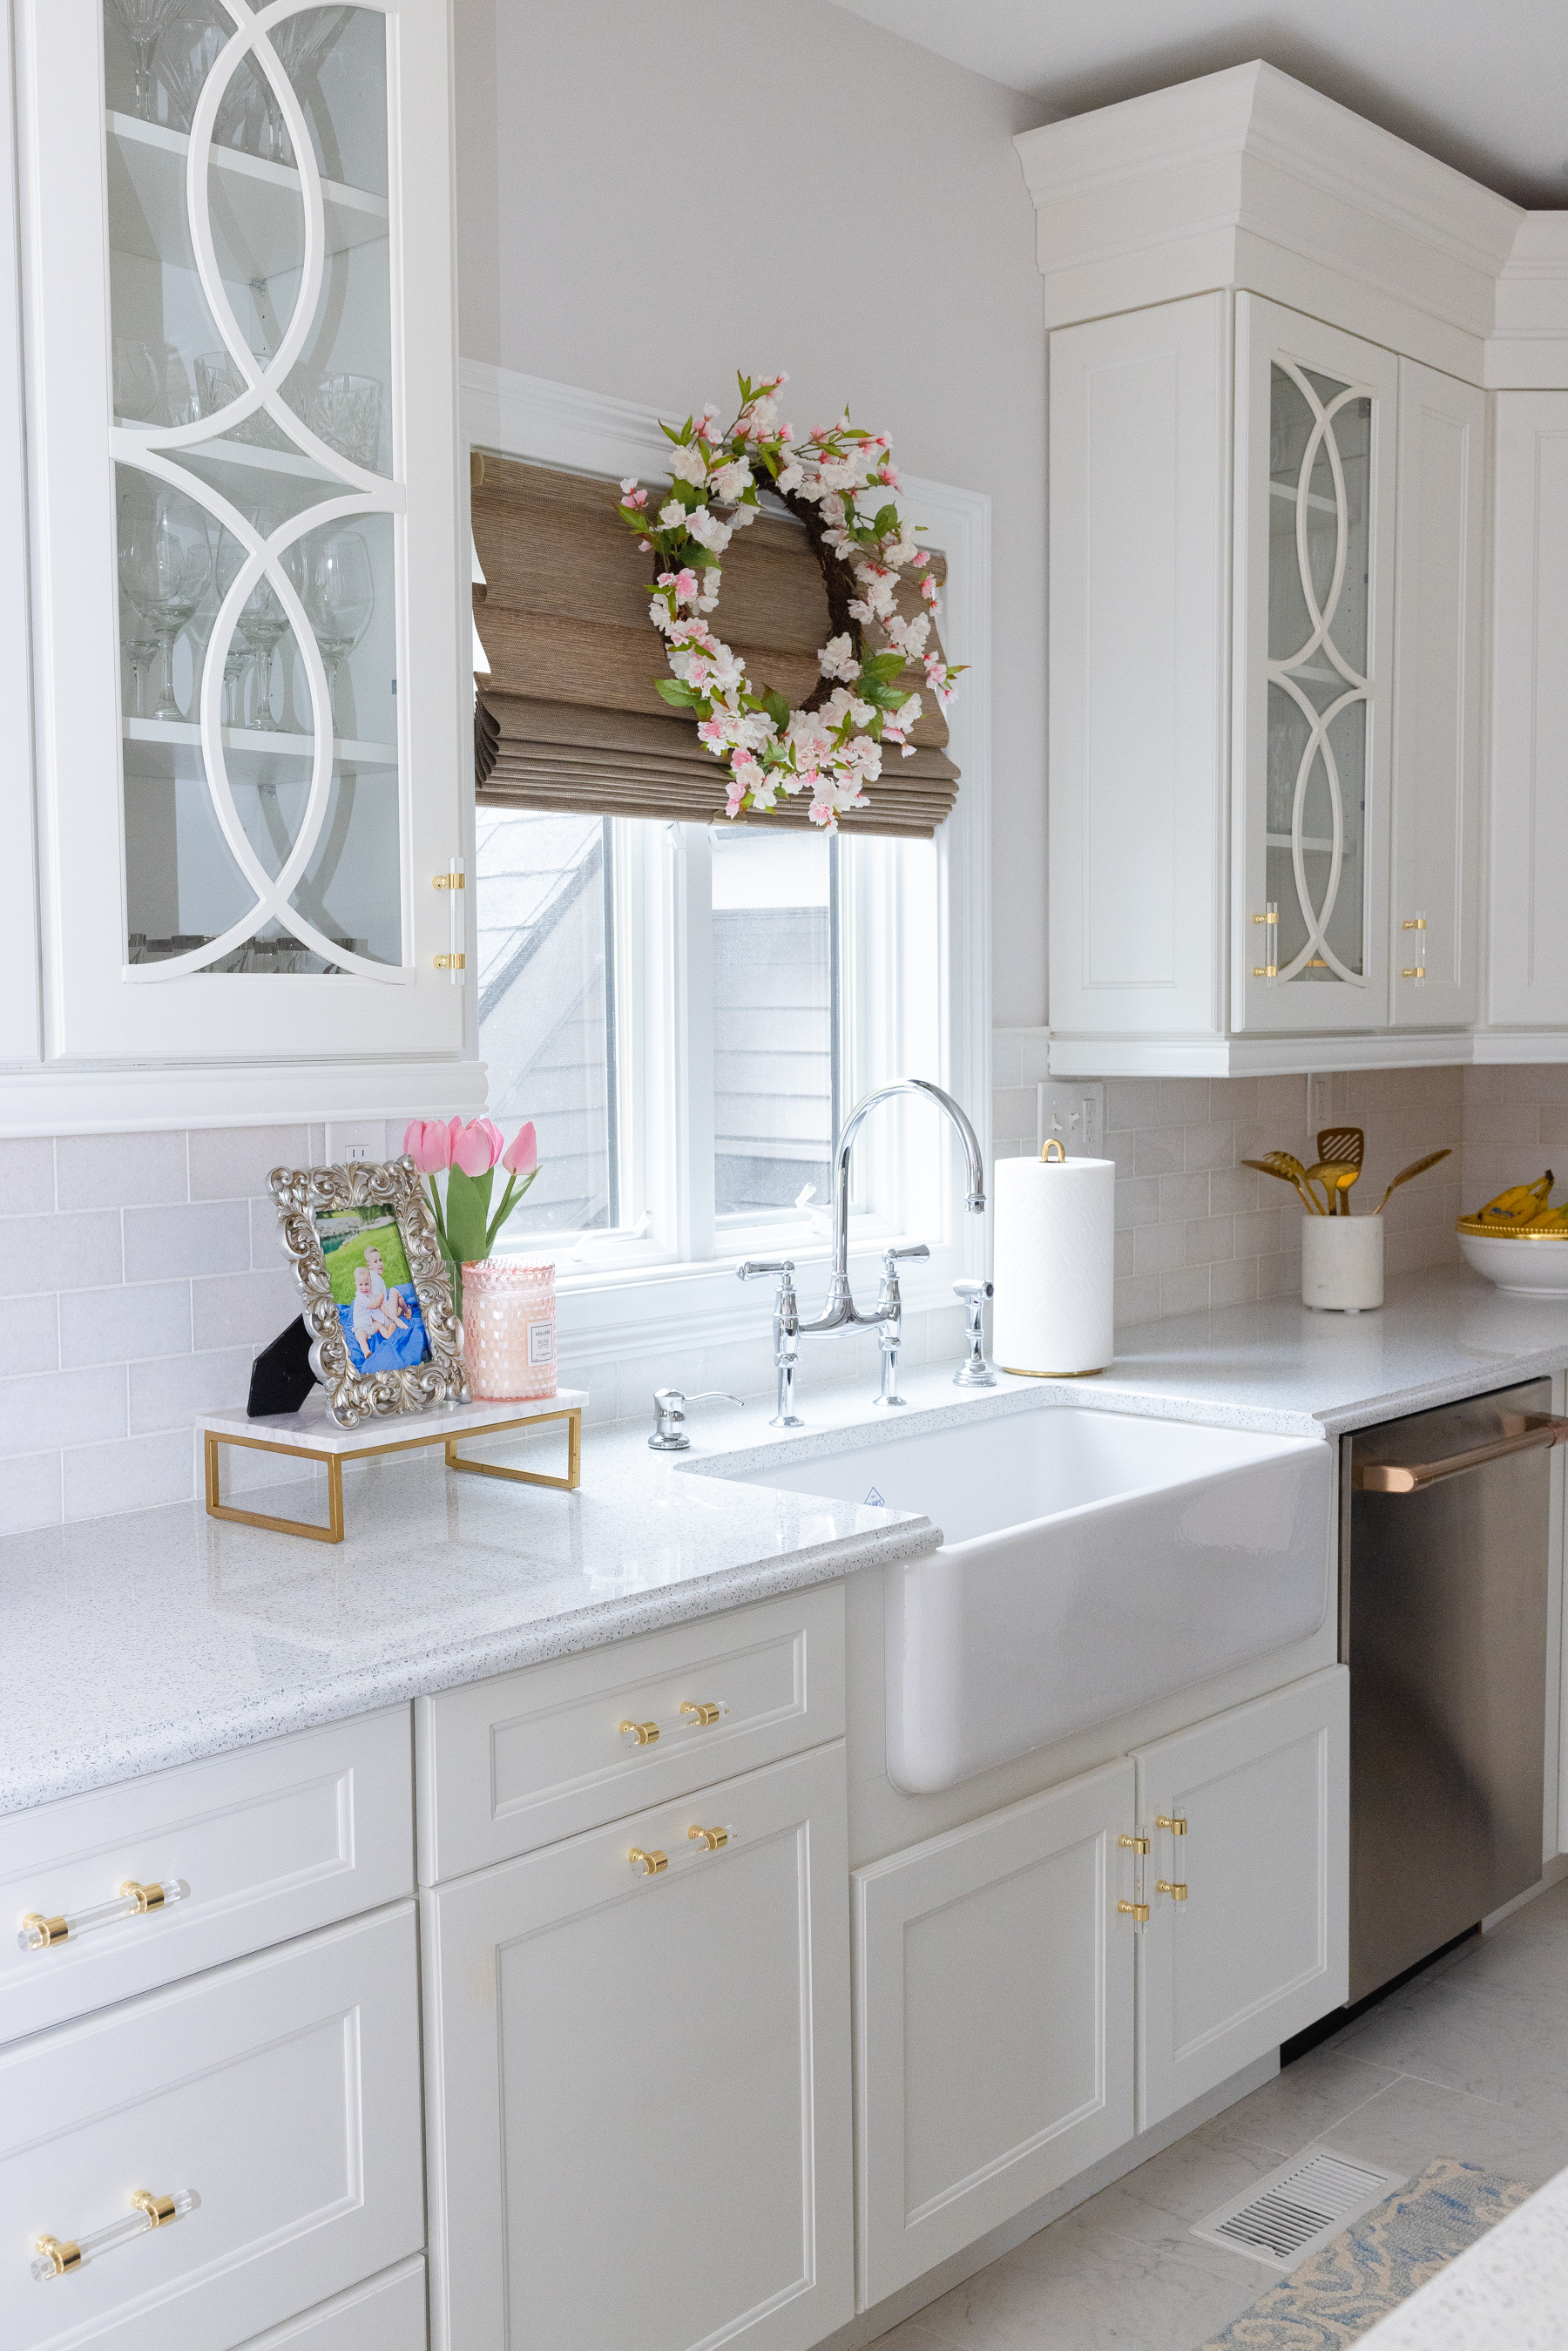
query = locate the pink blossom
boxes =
[403,1118,452,1172]
[451,1118,504,1177]
[501,1120,537,1177]
[673,567,700,600]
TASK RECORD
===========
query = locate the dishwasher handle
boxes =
[1354,1414,1568,1494]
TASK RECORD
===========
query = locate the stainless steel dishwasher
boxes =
[1344,1379,1565,2004]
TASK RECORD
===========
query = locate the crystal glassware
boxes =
[105,0,188,122]
[119,601,159,718]
[213,5,350,163]
[237,573,290,732]
[460,1259,557,1402]
[117,487,212,724]
[112,337,162,423]
[308,373,382,469]
[301,530,374,727]
[195,350,289,450]
[213,516,264,726]
[155,7,226,132]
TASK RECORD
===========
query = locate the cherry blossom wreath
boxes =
[615,372,963,828]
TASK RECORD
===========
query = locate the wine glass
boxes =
[118,488,212,723]
[302,531,374,728]
[155,8,226,132]
[213,516,265,726]
[112,337,162,424]
[106,0,188,122]
[237,573,291,732]
[119,600,159,718]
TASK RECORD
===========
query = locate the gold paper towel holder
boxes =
[997,1133,1111,1379]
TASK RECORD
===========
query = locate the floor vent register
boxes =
[1190,2151,1407,2271]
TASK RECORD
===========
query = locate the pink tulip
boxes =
[450,1118,504,1177]
[403,1118,452,1172]
[502,1120,537,1177]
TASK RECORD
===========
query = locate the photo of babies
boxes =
[314,1207,431,1375]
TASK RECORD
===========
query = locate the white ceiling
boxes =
[832,2,1568,208]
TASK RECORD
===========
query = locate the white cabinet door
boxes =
[1489,393,1568,1030]
[1233,297,1398,1035]
[17,0,468,1065]
[423,1743,853,2351]
[1048,294,1230,1049]
[1390,360,1484,1029]
[853,1759,1136,2309]
[1133,1666,1348,2131]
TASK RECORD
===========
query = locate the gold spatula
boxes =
[1373,1147,1452,1214]
[1318,1127,1364,1213]
[1242,1152,1328,1214]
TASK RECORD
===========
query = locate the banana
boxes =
[1479,1172,1556,1223]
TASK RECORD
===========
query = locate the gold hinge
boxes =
[1402,966,1426,980]
[1119,1834,1149,1854]
[432,871,466,889]
[1156,1879,1188,1902]
[1117,1900,1150,1924]
[432,953,466,970]
[1402,917,1427,930]
[1253,909,1278,924]
[1155,1814,1186,1835]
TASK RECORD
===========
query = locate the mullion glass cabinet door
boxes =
[1234,295,1397,1035]
[22,0,466,1063]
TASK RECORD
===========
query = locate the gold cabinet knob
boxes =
[627,1848,667,1876]
[33,2236,81,2276]
[619,1719,659,1746]
[1117,1900,1150,1923]
[686,1824,728,1853]
[20,1912,68,1949]
[1155,1814,1186,1835]
[679,1700,722,1728]
[130,2191,177,2227]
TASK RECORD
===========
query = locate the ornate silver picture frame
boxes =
[270,1157,469,1428]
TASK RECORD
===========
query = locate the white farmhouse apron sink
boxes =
[733,1407,1333,1793]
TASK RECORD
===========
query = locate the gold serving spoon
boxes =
[1308,1161,1362,1214]
[1317,1126,1364,1213]
[1242,1152,1329,1214]
[1373,1147,1452,1214]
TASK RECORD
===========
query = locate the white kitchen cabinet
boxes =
[422,1741,853,2351]
[1389,361,1485,1030]
[0,1902,425,2351]
[233,2260,429,2351]
[1133,1666,1348,2131]
[852,1759,1137,2308]
[1489,393,1568,1034]
[12,0,470,1089]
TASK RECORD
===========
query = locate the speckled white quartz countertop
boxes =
[5,1262,1568,1821]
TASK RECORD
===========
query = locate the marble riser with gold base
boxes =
[199,1388,588,1544]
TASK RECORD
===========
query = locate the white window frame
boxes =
[460,362,992,1368]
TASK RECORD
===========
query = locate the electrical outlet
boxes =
[1306,1073,1335,1135]
[1039,1081,1105,1159]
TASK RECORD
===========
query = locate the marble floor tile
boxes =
[1300,2066,1568,2187]
[897,2223,1260,2351]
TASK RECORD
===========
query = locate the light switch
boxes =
[1038,1081,1105,1158]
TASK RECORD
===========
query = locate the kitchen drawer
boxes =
[235,2259,427,2349]
[416,1583,844,1880]
[1,1903,424,2351]
[1,1708,414,2044]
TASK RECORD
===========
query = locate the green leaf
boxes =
[873,503,899,535]
[656,678,701,708]
[443,1165,495,1270]
[761,687,791,731]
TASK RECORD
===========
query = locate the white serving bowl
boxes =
[1457,1229,1568,1295]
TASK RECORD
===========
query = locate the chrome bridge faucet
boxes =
[737,1079,987,1416]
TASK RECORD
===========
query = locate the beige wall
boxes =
[452,0,1050,1027]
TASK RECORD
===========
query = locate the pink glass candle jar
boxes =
[461,1259,557,1402]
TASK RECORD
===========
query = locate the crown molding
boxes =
[0,1056,488,1136]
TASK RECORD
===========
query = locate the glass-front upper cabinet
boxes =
[18,0,466,1062]
[1233,296,1398,1035]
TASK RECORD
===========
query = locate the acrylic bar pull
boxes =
[618,1700,730,1748]
[627,1827,736,1878]
[32,2189,197,2281]
[19,1879,188,1954]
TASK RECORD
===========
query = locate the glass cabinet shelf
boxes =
[106,111,388,276]
[122,717,397,766]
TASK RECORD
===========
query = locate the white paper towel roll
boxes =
[992,1150,1115,1375]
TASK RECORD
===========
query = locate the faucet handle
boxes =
[952,1280,997,1389]
[882,1243,930,1273]
[649,1388,743,1453]
[738,1258,795,1283]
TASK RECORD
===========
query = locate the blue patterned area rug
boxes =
[1199,2160,1533,2348]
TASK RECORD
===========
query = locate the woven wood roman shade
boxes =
[470,454,959,838]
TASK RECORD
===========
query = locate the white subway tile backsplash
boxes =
[124,1199,251,1282]
[0,1210,122,1297]
[0,1449,62,1536]
[55,1129,187,1212]
[0,1294,59,1375]
[0,1364,127,1456]
[58,1280,192,1370]
[64,1429,195,1523]
[1159,1264,1213,1318]
[190,1266,301,1353]
[187,1123,310,1202]
[0,1138,56,1214]
[128,1345,254,1435]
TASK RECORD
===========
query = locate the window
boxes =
[476,809,944,1279]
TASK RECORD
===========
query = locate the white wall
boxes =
[452,0,1049,1028]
